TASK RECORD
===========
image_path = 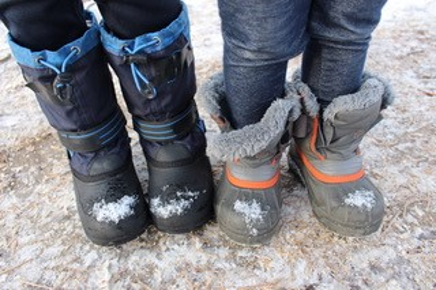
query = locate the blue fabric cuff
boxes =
[100,2,191,56]
[8,12,100,69]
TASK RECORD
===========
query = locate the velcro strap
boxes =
[133,103,198,142]
[58,109,126,152]
[124,42,192,88]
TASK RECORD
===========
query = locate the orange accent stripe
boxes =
[225,167,280,190]
[297,148,365,184]
[310,117,325,161]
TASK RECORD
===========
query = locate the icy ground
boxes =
[1,0,435,289]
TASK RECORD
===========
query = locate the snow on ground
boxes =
[0,0,435,289]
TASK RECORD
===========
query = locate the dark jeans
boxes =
[219,0,388,128]
[0,0,181,51]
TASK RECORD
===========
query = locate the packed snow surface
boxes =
[0,0,435,288]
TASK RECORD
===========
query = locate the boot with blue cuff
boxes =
[8,14,149,246]
[100,3,214,233]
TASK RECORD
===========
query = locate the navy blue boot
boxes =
[101,3,214,233]
[8,14,149,246]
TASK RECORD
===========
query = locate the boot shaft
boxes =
[100,3,205,161]
[100,2,195,122]
[9,15,118,133]
[8,12,130,176]
[292,71,394,167]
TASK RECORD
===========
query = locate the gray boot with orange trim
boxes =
[198,73,301,245]
[288,72,394,236]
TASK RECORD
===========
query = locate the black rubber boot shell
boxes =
[145,144,214,234]
[72,155,150,246]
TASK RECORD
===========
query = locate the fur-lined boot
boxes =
[288,72,394,236]
[198,73,301,245]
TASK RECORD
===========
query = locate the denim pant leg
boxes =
[218,0,310,129]
[302,0,388,103]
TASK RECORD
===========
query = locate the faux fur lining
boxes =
[197,72,301,160]
[323,75,395,122]
[290,71,320,117]
[196,72,226,118]
[290,70,395,122]
[362,72,395,110]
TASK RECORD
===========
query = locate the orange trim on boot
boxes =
[225,167,280,190]
[297,148,365,184]
[310,117,326,161]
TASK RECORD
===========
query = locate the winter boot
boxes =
[198,73,301,245]
[288,72,394,236]
[8,13,149,246]
[100,3,214,233]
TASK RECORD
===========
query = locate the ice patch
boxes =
[343,190,376,211]
[91,195,138,224]
[234,200,267,236]
[150,188,201,219]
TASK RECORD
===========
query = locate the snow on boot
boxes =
[8,14,149,246]
[101,3,214,233]
[198,73,301,245]
[288,71,394,236]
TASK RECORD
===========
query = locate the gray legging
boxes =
[218,0,388,128]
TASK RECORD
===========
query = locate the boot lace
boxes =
[122,37,160,100]
[36,47,80,103]
[37,46,80,74]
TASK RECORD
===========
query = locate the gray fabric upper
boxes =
[291,69,394,120]
[197,72,227,120]
[291,70,395,172]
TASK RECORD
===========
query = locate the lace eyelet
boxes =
[71,46,81,55]
[35,56,44,64]
[152,37,161,46]
[121,44,131,54]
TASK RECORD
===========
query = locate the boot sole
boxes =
[311,205,383,237]
[218,218,282,246]
[153,205,213,234]
[87,224,148,246]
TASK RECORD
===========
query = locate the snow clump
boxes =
[343,189,376,211]
[234,200,267,236]
[91,195,138,224]
[150,188,201,219]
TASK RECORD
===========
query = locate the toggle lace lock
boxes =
[53,72,74,104]
[140,82,157,100]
